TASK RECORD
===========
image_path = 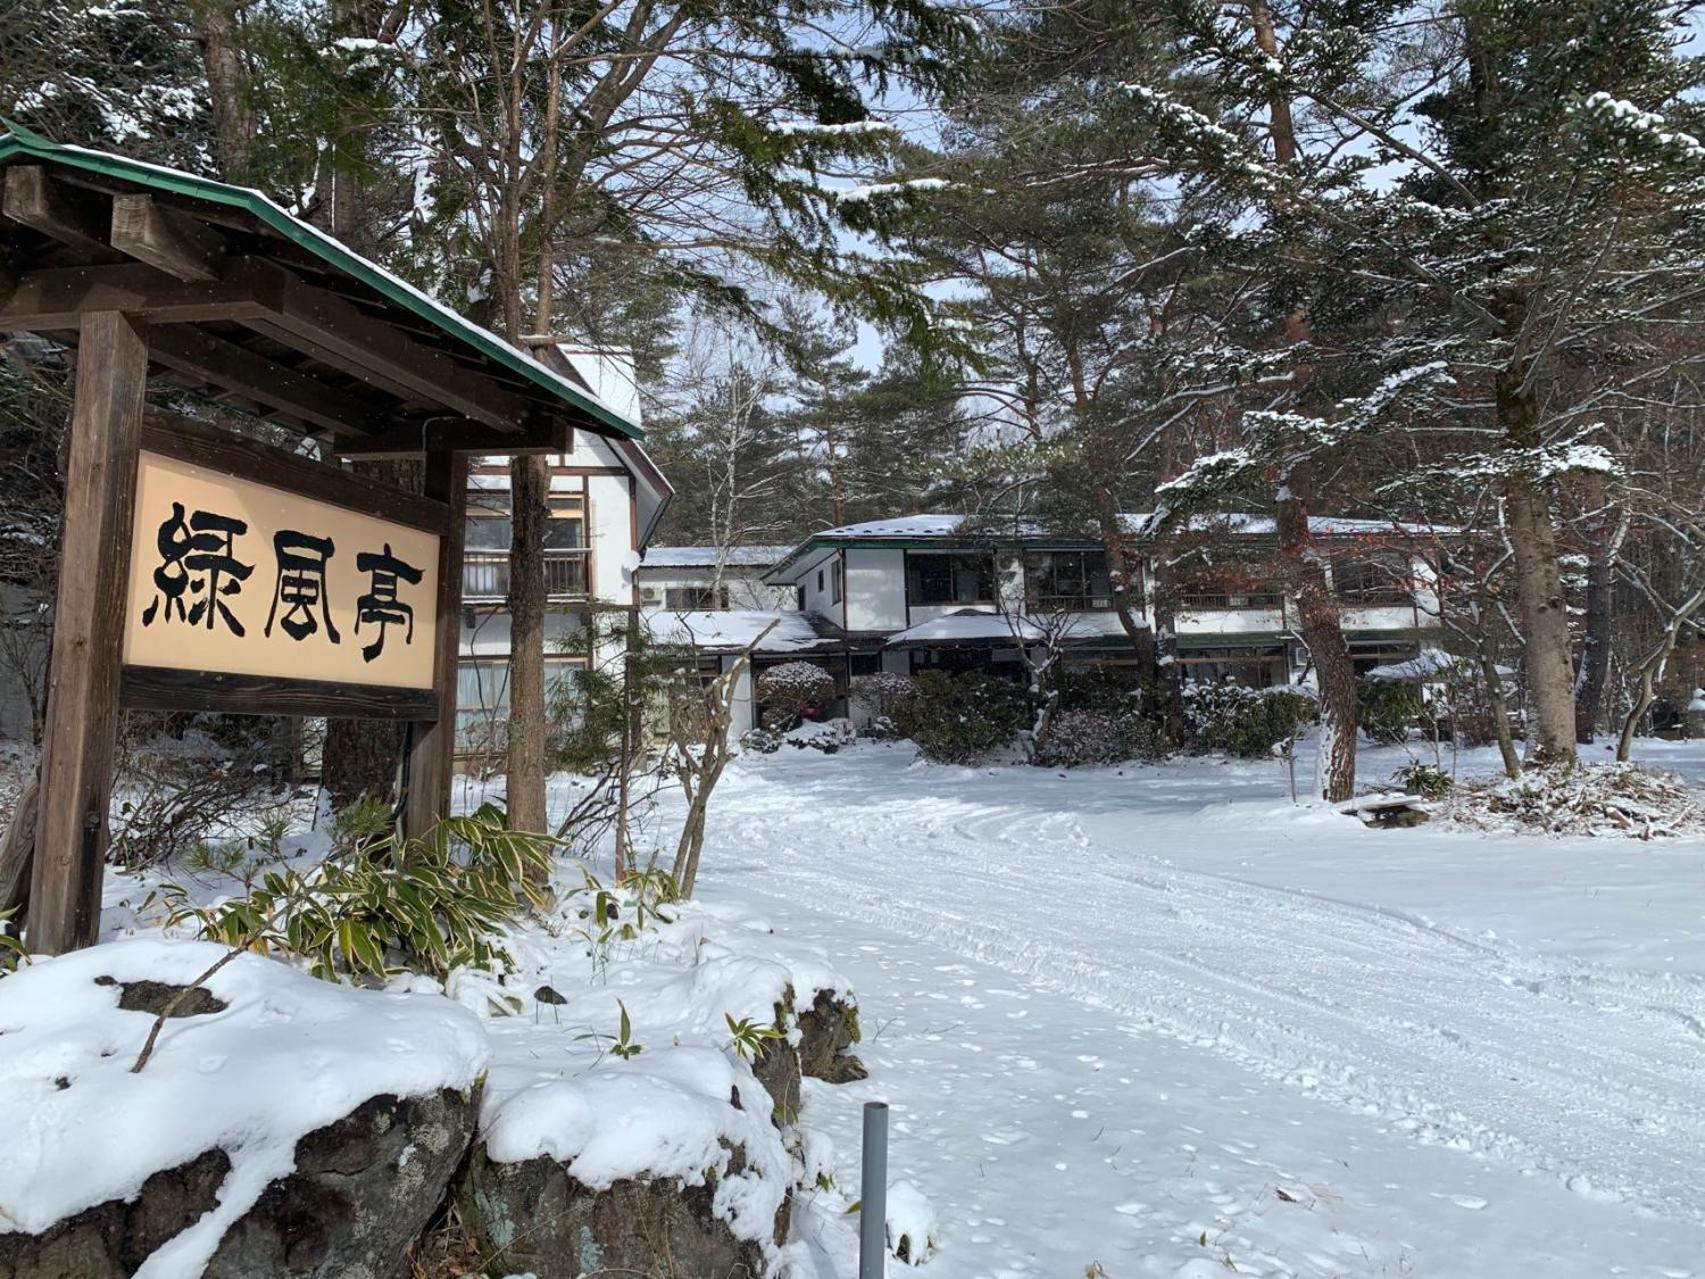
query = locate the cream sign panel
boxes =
[122,451,440,689]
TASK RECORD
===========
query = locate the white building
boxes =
[645,512,1445,734]
[635,546,795,612]
[455,350,672,752]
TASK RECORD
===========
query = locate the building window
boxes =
[1334,556,1412,605]
[907,553,994,606]
[461,488,588,600]
[831,558,843,606]
[1025,550,1116,610]
[817,568,825,593]
[456,655,585,750]
[665,585,730,610]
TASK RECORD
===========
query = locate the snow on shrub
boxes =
[885,1179,938,1265]
[739,725,783,754]
[0,938,487,1268]
[1449,763,1703,838]
[787,717,857,753]
[889,670,1031,764]
[1033,709,1128,768]
[1183,679,1317,757]
[849,672,916,728]
[756,661,835,729]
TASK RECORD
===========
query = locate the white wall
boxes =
[844,548,906,631]
[799,551,843,623]
[635,567,793,610]
[587,472,636,605]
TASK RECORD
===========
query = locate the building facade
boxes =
[454,351,672,754]
[641,513,1445,735]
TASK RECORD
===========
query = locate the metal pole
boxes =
[859,1101,889,1279]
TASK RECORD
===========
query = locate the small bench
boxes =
[1337,792,1432,828]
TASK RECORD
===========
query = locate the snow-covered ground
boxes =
[666,738,1705,1278]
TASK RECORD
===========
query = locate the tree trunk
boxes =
[504,454,550,836]
[1148,555,1186,742]
[1276,491,1357,802]
[192,0,255,181]
[0,772,38,922]
[1575,500,1623,743]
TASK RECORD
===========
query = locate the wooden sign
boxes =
[117,419,452,720]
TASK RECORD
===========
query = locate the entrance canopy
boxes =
[0,122,642,452]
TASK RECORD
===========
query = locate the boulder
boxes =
[204,1086,479,1279]
[797,988,866,1084]
[0,1088,477,1279]
[459,1142,780,1279]
[0,1150,231,1279]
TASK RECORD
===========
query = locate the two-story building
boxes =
[455,348,673,753]
[641,512,1444,734]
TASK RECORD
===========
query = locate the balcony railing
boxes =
[1030,593,1117,612]
[1177,592,1285,611]
[463,551,589,601]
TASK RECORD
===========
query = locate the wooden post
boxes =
[28,311,148,953]
[403,449,467,840]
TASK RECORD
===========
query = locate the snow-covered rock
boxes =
[0,937,488,1279]
[462,1047,791,1278]
[886,1179,937,1265]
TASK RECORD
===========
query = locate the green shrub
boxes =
[550,663,626,773]
[154,802,558,982]
[1053,666,1144,714]
[1183,680,1318,757]
[1393,760,1452,798]
[848,672,916,733]
[1358,679,1424,745]
[890,670,1032,764]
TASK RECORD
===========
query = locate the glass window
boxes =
[1026,551,1117,610]
[665,585,729,610]
[907,553,994,606]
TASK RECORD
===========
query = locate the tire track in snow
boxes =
[709,765,1705,1226]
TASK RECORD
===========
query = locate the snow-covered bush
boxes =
[739,726,783,754]
[1033,709,1126,768]
[1358,679,1424,744]
[787,717,857,753]
[889,670,1031,764]
[755,661,836,730]
[1054,664,1143,714]
[1183,680,1318,757]
[849,672,916,733]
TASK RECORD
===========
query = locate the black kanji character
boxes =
[140,502,253,636]
[265,530,340,643]
[354,542,424,662]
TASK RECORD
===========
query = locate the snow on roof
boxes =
[803,511,1440,544]
[886,608,1146,647]
[640,609,832,652]
[1364,648,1513,682]
[642,546,793,569]
[0,938,487,1262]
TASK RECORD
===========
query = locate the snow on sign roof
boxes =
[886,608,1146,647]
[640,609,831,653]
[642,546,793,569]
[807,512,1440,543]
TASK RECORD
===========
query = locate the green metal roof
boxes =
[0,121,643,440]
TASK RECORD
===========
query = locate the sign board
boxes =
[117,422,452,719]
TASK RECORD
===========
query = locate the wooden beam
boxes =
[1,167,118,259]
[110,194,226,283]
[28,310,148,954]
[0,260,277,328]
[403,450,468,840]
[119,667,438,720]
[332,419,571,458]
[148,326,386,437]
[241,266,528,432]
[141,410,454,534]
